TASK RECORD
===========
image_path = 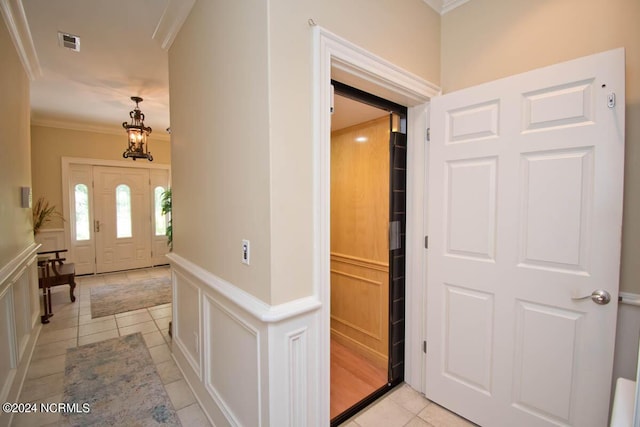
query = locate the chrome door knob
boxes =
[591,289,611,305]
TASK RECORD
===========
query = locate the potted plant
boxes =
[32,196,64,236]
[161,188,172,250]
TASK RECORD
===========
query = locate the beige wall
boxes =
[169,0,441,305]
[30,125,171,229]
[169,0,273,302]
[0,19,33,266]
[442,0,640,293]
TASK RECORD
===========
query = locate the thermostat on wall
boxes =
[21,187,32,208]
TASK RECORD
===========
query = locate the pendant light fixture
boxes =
[122,96,153,161]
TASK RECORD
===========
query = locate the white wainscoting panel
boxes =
[204,294,260,426]
[35,229,65,253]
[168,253,321,427]
[173,270,201,378]
[29,265,40,328]
[608,294,640,419]
[286,327,308,426]
[0,243,42,427]
[12,270,32,360]
[613,296,640,396]
[0,288,17,403]
[268,315,318,427]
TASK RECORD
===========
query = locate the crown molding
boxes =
[422,0,470,15]
[152,0,196,50]
[0,0,41,80]
[0,0,194,82]
[31,118,171,141]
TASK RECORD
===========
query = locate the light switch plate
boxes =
[21,187,32,208]
[242,239,250,265]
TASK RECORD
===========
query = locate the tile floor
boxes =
[11,266,210,427]
[338,384,477,427]
[13,266,474,427]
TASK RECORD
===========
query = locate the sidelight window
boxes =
[154,186,166,236]
[74,184,90,241]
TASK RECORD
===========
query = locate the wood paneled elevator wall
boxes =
[330,115,390,370]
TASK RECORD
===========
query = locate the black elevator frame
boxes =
[330,80,408,426]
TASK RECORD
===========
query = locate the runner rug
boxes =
[59,333,180,426]
[90,277,171,318]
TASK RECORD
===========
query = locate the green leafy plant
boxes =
[32,196,64,235]
[161,188,172,250]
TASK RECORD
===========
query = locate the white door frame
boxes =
[312,26,439,421]
[61,156,171,273]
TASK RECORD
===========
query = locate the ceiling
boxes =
[2,0,464,141]
[2,0,195,140]
[332,95,388,132]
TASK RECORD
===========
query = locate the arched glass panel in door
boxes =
[116,184,132,238]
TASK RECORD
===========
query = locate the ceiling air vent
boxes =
[58,32,80,52]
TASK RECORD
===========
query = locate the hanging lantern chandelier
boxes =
[122,96,153,161]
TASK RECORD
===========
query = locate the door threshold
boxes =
[330,379,402,427]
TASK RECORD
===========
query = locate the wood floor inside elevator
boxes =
[330,337,387,419]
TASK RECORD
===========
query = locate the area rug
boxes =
[90,277,171,318]
[59,333,180,426]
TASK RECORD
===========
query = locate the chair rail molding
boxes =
[0,243,39,291]
[166,253,321,323]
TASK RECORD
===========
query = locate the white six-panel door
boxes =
[426,48,625,426]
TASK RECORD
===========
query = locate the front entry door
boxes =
[94,166,152,273]
[426,48,625,426]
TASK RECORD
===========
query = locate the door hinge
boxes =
[330,84,335,114]
[426,128,431,142]
[423,340,427,354]
[424,235,428,249]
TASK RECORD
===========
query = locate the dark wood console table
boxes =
[37,250,76,324]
